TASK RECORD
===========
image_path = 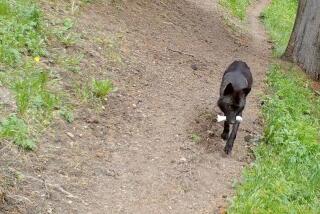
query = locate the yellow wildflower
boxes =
[34,56,40,62]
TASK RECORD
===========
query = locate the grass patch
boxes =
[4,63,60,117]
[92,79,114,98]
[220,0,252,20]
[190,133,201,143]
[75,78,115,104]
[229,65,320,213]
[0,0,62,149]
[59,108,74,123]
[261,0,298,56]
[0,62,61,150]
[50,17,80,47]
[229,0,320,212]
[0,115,35,150]
[0,0,45,65]
[56,53,84,73]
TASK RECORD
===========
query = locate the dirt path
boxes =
[1,0,271,213]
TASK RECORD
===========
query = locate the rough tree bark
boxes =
[282,0,320,80]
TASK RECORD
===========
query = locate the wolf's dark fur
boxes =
[217,60,252,154]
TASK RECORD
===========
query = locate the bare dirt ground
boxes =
[0,0,271,213]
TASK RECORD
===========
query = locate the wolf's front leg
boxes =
[221,121,230,140]
[224,122,240,154]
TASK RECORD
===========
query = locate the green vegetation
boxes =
[220,0,251,20]
[0,0,115,149]
[6,63,60,117]
[229,65,320,213]
[75,79,115,103]
[92,79,114,98]
[0,0,59,149]
[0,115,35,150]
[52,18,80,47]
[229,0,320,213]
[59,107,74,123]
[0,0,56,149]
[57,53,84,73]
[0,0,45,65]
[261,0,298,56]
[191,133,201,143]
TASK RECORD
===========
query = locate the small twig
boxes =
[163,21,175,26]
[314,90,320,96]
[7,194,33,204]
[167,47,195,57]
[71,0,79,15]
[22,174,88,205]
[159,1,168,7]
[48,183,77,199]
[0,141,10,153]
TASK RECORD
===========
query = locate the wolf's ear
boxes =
[243,87,251,95]
[223,83,234,95]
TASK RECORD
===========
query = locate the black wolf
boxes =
[217,60,252,154]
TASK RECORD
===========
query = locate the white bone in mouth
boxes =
[217,115,243,122]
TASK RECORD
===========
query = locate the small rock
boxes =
[180,157,187,162]
[95,152,104,158]
[105,169,118,177]
[191,64,198,71]
[66,132,75,139]
[207,130,215,137]
[86,118,99,124]
[47,208,53,214]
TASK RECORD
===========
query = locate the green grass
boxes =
[5,63,60,117]
[229,65,320,213]
[75,78,115,104]
[59,108,74,123]
[0,0,45,65]
[0,0,61,149]
[261,0,298,56]
[56,18,77,46]
[91,79,114,98]
[190,133,201,143]
[220,0,252,20]
[229,0,320,212]
[0,115,35,150]
[0,62,60,149]
[57,53,84,73]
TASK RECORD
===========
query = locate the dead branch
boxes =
[9,171,89,205]
[167,47,195,57]
[6,194,33,204]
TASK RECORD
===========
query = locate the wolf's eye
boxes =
[232,105,238,109]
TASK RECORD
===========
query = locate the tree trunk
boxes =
[282,0,320,80]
